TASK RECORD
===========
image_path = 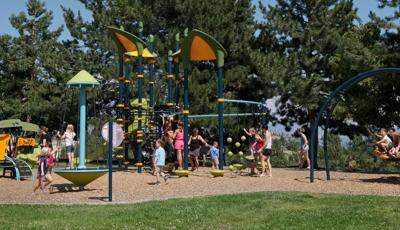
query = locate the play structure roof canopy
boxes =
[108,26,147,56]
[67,70,99,87]
[172,30,227,67]
[0,119,39,132]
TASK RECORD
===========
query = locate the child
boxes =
[58,124,76,169]
[376,128,392,154]
[154,139,169,185]
[33,147,53,193]
[208,141,219,169]
[48,143,55,174]
[243,128,257,155]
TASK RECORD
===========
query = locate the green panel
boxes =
[20,122,39,132]
[67,70,99,87]
[55,169,107,186]
[0,119,22,129]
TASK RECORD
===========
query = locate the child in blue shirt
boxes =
[154,139,169,185]
[208,141,219,169]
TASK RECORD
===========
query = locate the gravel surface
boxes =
[1,168,399,204]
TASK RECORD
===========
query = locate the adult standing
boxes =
[297,128,310,169]
[258,125,272,177]
[173,122,184,169]
[39,126,52,148]
[58,124,76,169]
[188,128,207,171]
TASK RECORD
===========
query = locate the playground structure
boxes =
[309,68,400,183]
[107,23,269,176]
[108,25,230,174]
[1,23,269,188]
[0,119,39,181]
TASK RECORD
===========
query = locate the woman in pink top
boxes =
[174,122,184,169]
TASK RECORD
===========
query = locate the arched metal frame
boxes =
[310,68,400,183]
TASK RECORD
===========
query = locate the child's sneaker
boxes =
[164,175,169,185]
[155,181,161,186]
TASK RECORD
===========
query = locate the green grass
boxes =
[1,192,399,229]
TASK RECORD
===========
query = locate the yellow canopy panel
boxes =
[125,48,157,58]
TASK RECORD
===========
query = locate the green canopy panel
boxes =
[67,70,100,87]
[55,168,108,187]
[0,119,22,129]
[20,122,39,132]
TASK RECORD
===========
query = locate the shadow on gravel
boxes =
[50,183,96,194]
[356,176,400,185]
[88,196,108,202]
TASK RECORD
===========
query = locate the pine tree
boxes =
[0,0,75,128]
[254,0,383,134]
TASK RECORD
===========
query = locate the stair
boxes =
[2,156,33,181]
[14,158,33,180]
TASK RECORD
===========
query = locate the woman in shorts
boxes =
[188,128,207,171]
[297,128,310,169]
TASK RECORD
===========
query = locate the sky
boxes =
[0,0,396,40]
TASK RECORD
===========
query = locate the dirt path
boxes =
[1,168,399,204]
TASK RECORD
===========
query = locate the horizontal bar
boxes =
[188,113,265,119]
[224,99,266,107]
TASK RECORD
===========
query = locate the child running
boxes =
[33,147,53,194]
[154,139,169,185]
[208,141,219,170]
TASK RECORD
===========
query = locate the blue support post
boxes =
[78,86,87,169]
[117,58,124,171]
[123,61,130,170]
[108,121,113,202]
[174,33,180,109]
[217,67,224,170]
[183,68,189,170]
[137,55,143,173]
[167,50,174,113]
[149,35,155,108]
